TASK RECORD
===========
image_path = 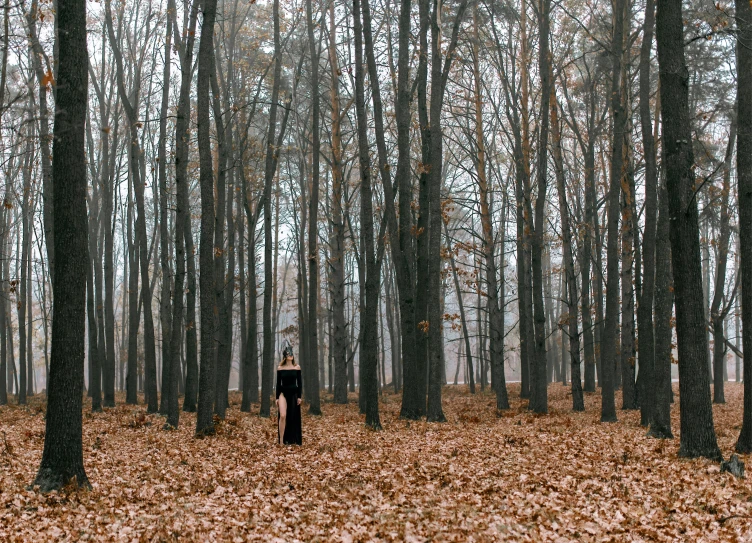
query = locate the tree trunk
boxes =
[306,0,322,416]
[158,10,174,416]
[656,0,721,459]
[637,0,657,426]
[125,180,139,405]
[260,0,283,418]
[472,3,506,408]
[32,0,90,490]
[551,88,584,411]
[327,0,348,404]
[648,176,674,439]
[530,0,551,414]
[170,0,199,412]
[711,121,736,404]
[353,0,381,428]
[600,0,626,422]
[195,0,219,435]
[735,0,752,453]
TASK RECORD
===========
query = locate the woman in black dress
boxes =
[275,346,302,445]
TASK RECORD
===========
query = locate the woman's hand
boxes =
[297,398,302,406]
[275,398,279,406]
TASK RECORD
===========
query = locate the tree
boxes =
[530,0,552,414]
[471,2,508,410]
[352,0,381,428]
[32,0,90,491]
[637,0,658,427]
[600,0,627,423]
[735,0,752,453]
[648,176,673,439]
[305,0,322,416]
[656,0,721,459]
[551,86,584,412]
[196,0,220,436]
[327,0,348,405]
[260,0,283,419]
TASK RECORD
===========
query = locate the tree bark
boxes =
[306,0,322,416]
[735,0,752,453]
[158,10,174,416]
[637,0,657,426]
[648,176,674,439]
[551,88,585,411]
[352,0,381,428]
[600,0,626,422]
[195,0,219,435]
[260,0,283,418]
[472,3,507,409]
[711,121,736,404]
[32,0,90,490]
[530,0,552,414]
[327,0,348,404]
[656,0,721,459]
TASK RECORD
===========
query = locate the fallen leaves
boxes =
[0,384,751,541]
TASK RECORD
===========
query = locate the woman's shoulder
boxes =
[293,365,301,370]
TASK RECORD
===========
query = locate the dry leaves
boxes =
[0,384,751,541]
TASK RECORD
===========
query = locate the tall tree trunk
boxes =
[158,11,174,416]
[195,0,219,435]
[425,0,469,422]
[472,3,507,409]
[648,176,674,439]
[18,143,32,404]
[711,121,736,404]
[241,210,260,411]
[125,180,139,404]
[87,241,101,412]
[328,0,348,404]
[656,0,721,459]
[735,0,752,453]
[600,0,626,422]
[620,164,637,409]
[637,0,657,426]
[260,0,283,418]
[171,0,199,413]
[306,0,322,415]
[210,46,229,419]
[530,0,552,414]
[551,88,585,411]
[352,0,381,427]
[581,127,597,392]
[391,0,420,420]
[32,0,90,490]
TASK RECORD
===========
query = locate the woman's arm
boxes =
[276,369,281,399]
[296,368,303,399]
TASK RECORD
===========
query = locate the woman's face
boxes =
[285,355,293,364]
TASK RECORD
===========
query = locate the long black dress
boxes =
[276,367,302,445]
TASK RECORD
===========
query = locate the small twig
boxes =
[718,514,752,524]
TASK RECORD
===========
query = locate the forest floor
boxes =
[0,383,751,542]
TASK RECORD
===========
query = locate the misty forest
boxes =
[1,0,752,537]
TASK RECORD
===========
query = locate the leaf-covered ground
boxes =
[1,383,751,541]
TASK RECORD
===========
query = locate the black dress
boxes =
[276,367,302,445]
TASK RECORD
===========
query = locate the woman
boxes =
[275,345,302,445]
